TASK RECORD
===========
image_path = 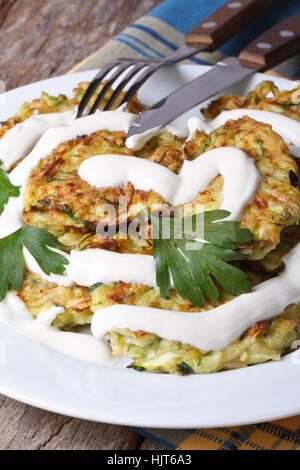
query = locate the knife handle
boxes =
[239,14,300,70]
[185,0,279,50]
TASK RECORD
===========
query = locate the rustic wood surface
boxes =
[0,0,166,451]
[0,0,162,91]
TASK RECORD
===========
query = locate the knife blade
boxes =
[127,14,300,139]
[127,57,255,138]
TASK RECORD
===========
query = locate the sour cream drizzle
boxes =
[209,109,300,147]
[125,109,300,152]
[79,148,259,218]
[66,249,157,287]
[0,111,76,170]
[1,294,115,365]
[0,111,137,238]
[126,124,187,150]
[92,240,300,351]
[0,107,300,360]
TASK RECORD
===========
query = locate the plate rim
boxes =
[0,65,299,429]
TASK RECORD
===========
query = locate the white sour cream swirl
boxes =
[79,148,260,219]
[0,106,300,361]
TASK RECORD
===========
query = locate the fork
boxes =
[76,0,279,118]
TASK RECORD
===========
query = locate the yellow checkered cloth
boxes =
[134,417,300,450]
[178,417,300,450]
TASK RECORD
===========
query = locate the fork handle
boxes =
[238,13,300,70]
[185,0,280,50]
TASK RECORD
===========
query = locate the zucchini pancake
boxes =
[1,80,300,375]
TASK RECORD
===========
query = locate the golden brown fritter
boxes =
[0,81,145,143]
[15,268,300,375]
[256,224,300,272]
[3,81,300,375]
[189,116,300,259]
[108,303,300,374]
[17,271,92,329]
[16,261,275,326]
[22,130,199,242]
[23,116,300,260]
[17,252,275,329]
[202,80,300,121]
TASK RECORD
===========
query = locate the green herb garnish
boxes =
[85,282,103,295]
[0,168,20,215]
[149,210,253,308]
[0,226,69,302]
[128,365,146,372]
[177,362,194,375]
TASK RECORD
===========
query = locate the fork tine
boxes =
[103,63,148,111]
[118,63,160,108]
[76,61,121,118]
[88,63,132,115]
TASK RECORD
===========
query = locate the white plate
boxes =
[0,65,299,429]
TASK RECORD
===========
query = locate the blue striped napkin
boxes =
[72,0,300,78]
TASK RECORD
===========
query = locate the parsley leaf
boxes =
[0,226,69,302]
[0,168,20,215]
[149,210,253,308]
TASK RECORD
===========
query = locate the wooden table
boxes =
[0,0,165,451]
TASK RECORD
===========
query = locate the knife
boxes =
[127,14,300,139]
[153,0,281,64]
